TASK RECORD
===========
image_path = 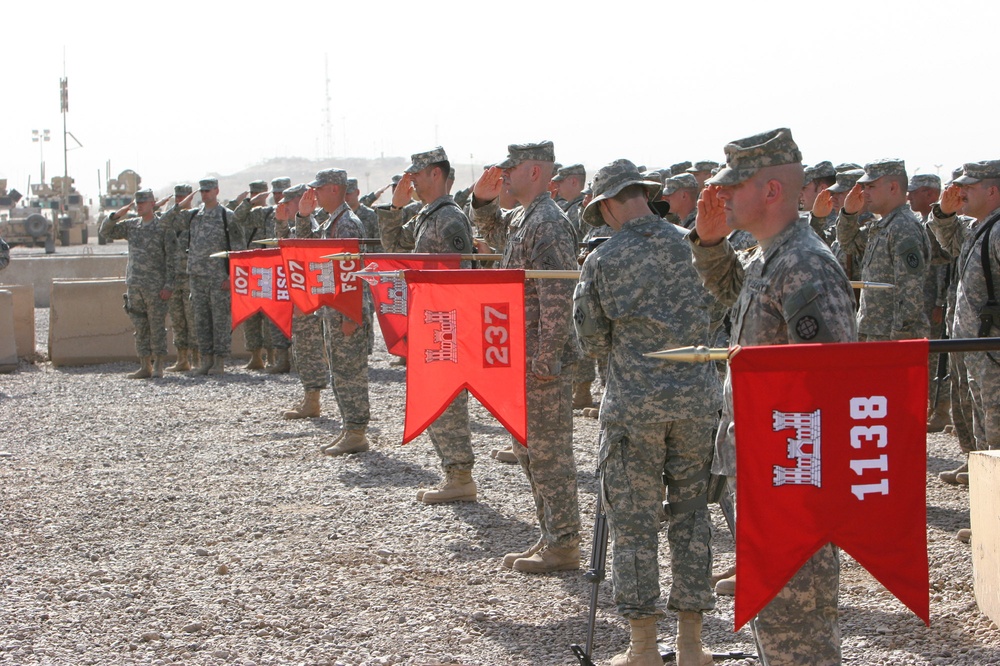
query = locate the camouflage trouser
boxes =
[428,390,474,472]
[322,308,370,429]
[126,286,169,357]
[513,369,581,549]
[167,278,194,350]
[730,476,841,666]
[966,351,1000,451]
[267,318,292,350]
[293,309,328,391]
[243,312,269,352]
[573,337,596,385]
[189,275,232,357]
[950,351,976,454]
[599,415,717,619]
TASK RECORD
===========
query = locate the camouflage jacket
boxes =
[99,212,175,291]
[379,195,473,267]
[232,199,282,247]
[296,202,364,240]
[575,214,722,423]
[159,205,191,276]
[691,216,858,475]
[563,194,586,242]
[352,203,381,252]
[477,192,579,376]
[928,204,1000,339]
[375,200,421,251]
[838,204,930,338]
[180,204,243,281]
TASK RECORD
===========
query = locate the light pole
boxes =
[32,129,50,184]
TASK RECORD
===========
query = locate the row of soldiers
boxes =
[100,132,1000,666]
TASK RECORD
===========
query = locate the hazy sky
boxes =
[2,0,994,197]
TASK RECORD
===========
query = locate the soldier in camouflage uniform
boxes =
[837,159,931,340]
[160,184,197,371]
[472,140,582,573]
[553,163,586,240]
[800,161,837,239]
[346,177,379,356]
[929,161,1000,461]
[100,189,175,379]
[179,178,244,375]
[232,177,294,373]
[669,161,692,177]
[690,128,855,666]
[662,173,700,230]
[379,148,480,502]
[292,170,372,456]
[574,159,722,666]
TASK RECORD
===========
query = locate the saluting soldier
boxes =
[100,189,175,379]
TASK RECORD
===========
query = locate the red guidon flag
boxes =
[731,339,929,630]
[229,249,293,338]
[357,254,462,357]
[278,238,363,323]
[403,269,527,445]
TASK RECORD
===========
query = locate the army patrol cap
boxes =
[271,177,291,193]
[686,160,720,174]
[954,160,1000,185]
[308,168,348,188]
[669,161,693,176]
[708,128,803,187]
[803,161,837,185]
[946,166,964,186]
[134,189,155,204]
[907,174,941,192]
[835,162,862,173]
[553,164,586,182]
[391,174,403,185]
[405,146,449,174]
[662,173,699,196]
[281,183,307,202]
[642,170,666,186]
[346,178,360,195]
[582,159,662,228]
[827,169,865,193]
[497,140,556,169]
[199,178,219,191]
[248,180,268,195]
[858,158,906,184]
[174,183,193,196]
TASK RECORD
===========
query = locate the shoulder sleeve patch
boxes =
[573,280,597,337]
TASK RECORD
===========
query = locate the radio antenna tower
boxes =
[321,54,334,158]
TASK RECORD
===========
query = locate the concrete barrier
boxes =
[0,284,36,359]
[49,278,248,367]
[2,254,128,307]
[0,290,17,372]
[971,449,1000,626]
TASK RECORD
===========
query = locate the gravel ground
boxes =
[1,308,997,666]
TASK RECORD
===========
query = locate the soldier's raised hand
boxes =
[299,188,318,217]
[391,174,414,209]
[250,191,269,206]
[275,201,292,222]
[694,184,728,246]
[113,202,132,220]
[843,183,864,215]
[179,192,195,210]
[473,166,503,203]
[234,191,249,204]
[811,189,834,218]
[155,196,172,209]
[940,184,963,216]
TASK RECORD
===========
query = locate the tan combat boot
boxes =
[958,528,972,543]
[207,355,225,375]
[265,348,291,374]
[151,356,166,378]
[283,390,321,419]
[512,544,580,573]
[322,428,370,456]
[418,469,477,504]
[940,460,968,485]
[714,574,735,596]
[128,357,153,379]
[166,349,190,372]
[244,349,265,370]
[502,537,543,569]
[610,616,661,666]
[573,382,595,409]
[189,353,212,376]
[675,611,713,666]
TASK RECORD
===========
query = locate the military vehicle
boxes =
[0,179,55,253]
[96,169,141,245]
